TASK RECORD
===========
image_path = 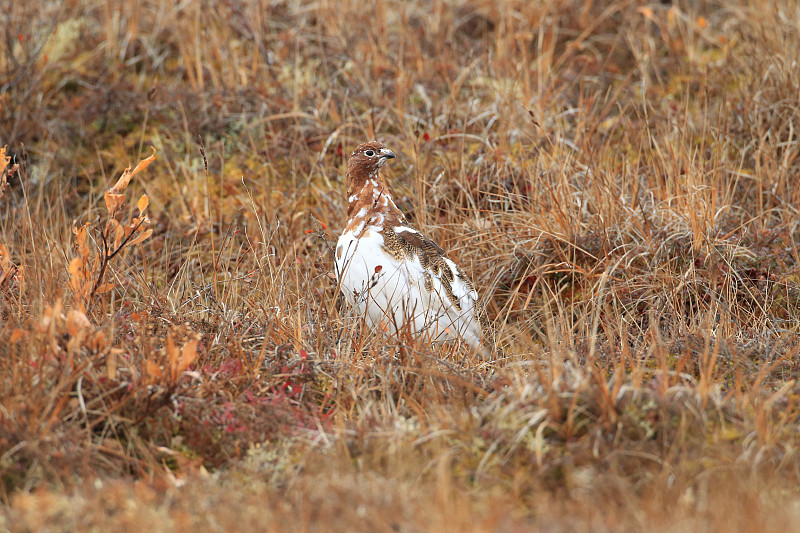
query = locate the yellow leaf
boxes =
[137,194,149,213]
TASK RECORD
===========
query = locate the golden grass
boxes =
[2,0,800,530]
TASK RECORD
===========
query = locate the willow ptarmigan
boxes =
[335,140,486,354]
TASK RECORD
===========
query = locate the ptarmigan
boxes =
[335,140,486,354]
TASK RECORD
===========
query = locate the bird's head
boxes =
[346,141,396,185]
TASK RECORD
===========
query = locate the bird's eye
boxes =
[365,150,375,156]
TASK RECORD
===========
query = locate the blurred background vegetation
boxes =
[2,1,800,531]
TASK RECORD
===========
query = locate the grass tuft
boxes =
[2,0,800,530]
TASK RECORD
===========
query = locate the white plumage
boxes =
[336,227,483,351]
[335,141,486,355]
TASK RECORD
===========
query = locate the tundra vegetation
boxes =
[2,1,800,531]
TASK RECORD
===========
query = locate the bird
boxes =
[335,140,487,355]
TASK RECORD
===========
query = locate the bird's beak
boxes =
[379,148,396,160]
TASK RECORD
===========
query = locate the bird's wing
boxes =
[382,225,484,349]
[336,224,485,352]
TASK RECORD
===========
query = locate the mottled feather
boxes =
[336,141,486,354]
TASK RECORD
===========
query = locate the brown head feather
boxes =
[344,141,402,227]
[346,141,394,196]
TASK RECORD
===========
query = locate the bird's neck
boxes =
[344,171,405,233]
[346,170,389,218]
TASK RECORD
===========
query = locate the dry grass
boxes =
[2,0,800,530]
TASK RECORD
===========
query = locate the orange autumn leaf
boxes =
[137,194,149,213]
[178,338,199,373]
[66,309,92,338]
[68,257,85,290]
[110,147,157,194]
[95,282,116,294]
[73,223,88,251]
[128,228,153,247]
[146,360,163,379]
[91,330,108,352]
[166,335,180,378]
[9,328,26,343]
[104,148,157,216]
[0,242,14,285]
[104,191,126,218]
[113,221,125,249]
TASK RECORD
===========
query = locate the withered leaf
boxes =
[128,228,153,247]
[179,338,199,373]
[146,360,163,380]
[68,257,85,290]
[137,194,149,213]
[66,309,93,338]
[95,282,115,294]
[110,147,157,194]
[104,191,126,218]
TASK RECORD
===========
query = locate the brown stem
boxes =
[88,218,146,311]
